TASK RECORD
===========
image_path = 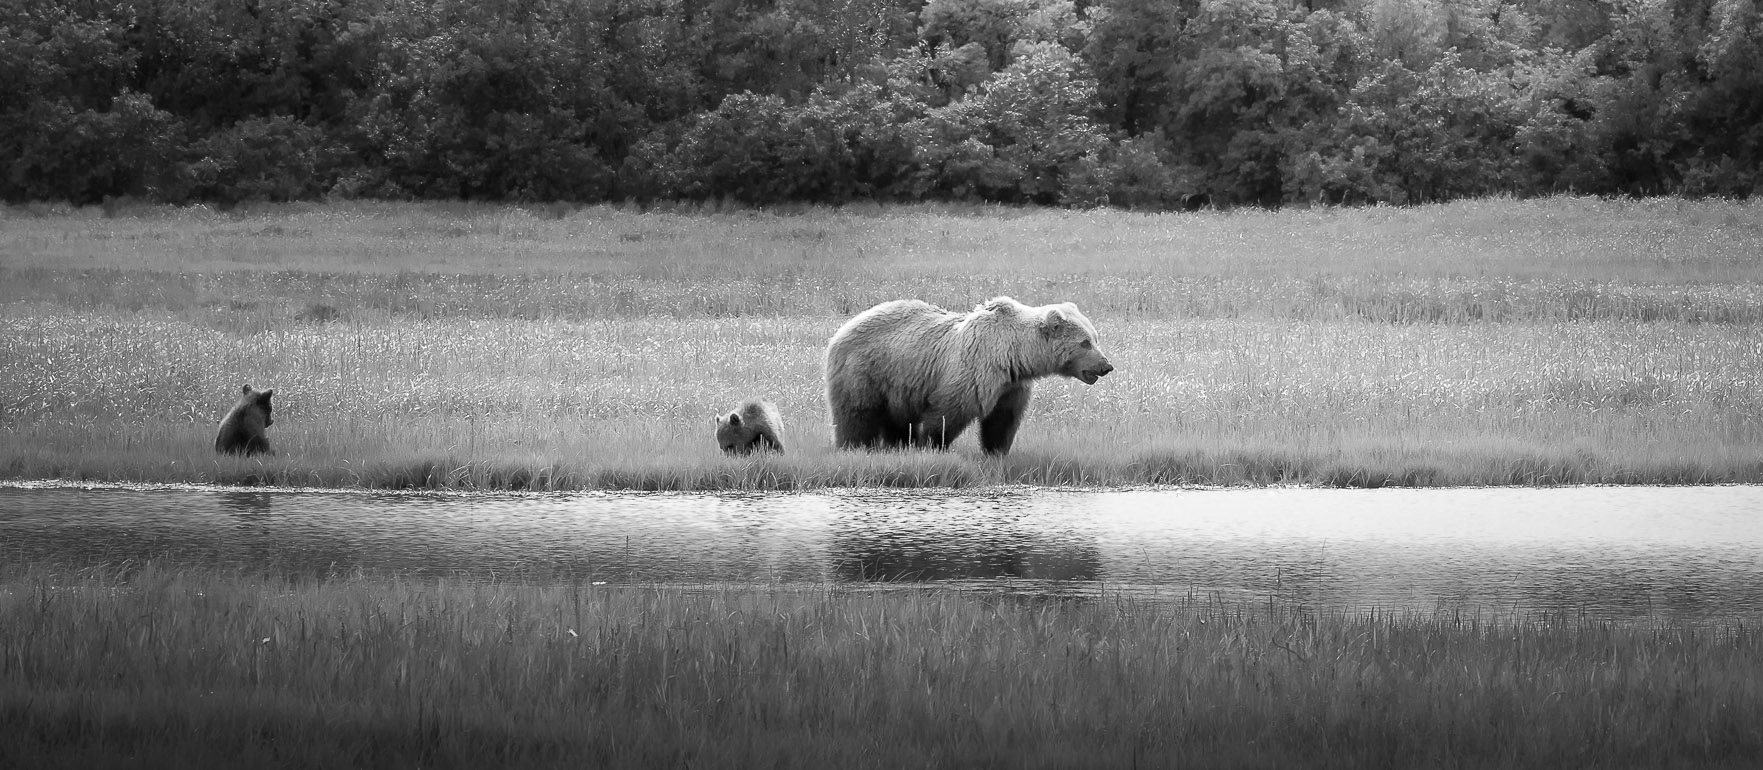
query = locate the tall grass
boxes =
[8,196,1762,284]
[3,197,1762,488]
[7,196,1763,321]
[3,562,1759,769]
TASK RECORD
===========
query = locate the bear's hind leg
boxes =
[978,384,1032,455]
[835,405,894,449]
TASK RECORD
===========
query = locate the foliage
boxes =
[0,0,1759,207]
[637,90,866,203]
[186,116,342,204]
[1297,53,1528,205]
[912,41,1112,203]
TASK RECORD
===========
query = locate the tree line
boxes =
[3,0,1759,209]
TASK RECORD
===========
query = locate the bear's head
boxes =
[716,412,759,454]
[242,384,275,426]
[1039,303,1113,385]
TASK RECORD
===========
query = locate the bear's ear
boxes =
[1041,307,1069,334]
[983,296,1019,315]
[726,412,743,426]
[241,384,254,395]
[260,389,274,400]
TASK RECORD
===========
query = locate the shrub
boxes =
[2,91,185,204]
[186,117,343,204]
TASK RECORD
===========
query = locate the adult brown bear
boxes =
[214,384,275,456]
[824,296,1112,455]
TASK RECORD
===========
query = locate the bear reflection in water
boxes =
[829,503,1102,583]
[219,491,274,516]
[833,530,1102,583]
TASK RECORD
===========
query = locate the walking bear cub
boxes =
[716,399,785,454]
[215,384,275,456]
[824,296,1112,455]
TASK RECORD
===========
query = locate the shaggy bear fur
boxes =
[214,384,275,456]
[716,399,786,454]
[824,296,1113,455]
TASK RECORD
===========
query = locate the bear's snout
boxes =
[1077,360,1114,385]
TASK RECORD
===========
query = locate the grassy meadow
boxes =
[2,561,1759,769]
[3,196,1762,489]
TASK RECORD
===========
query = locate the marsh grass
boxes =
[2,561,1759,769]
[3,197,1762,489]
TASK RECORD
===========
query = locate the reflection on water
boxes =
[3,483,1762,620]
[828,490,1101,583]
[219,491,274,516]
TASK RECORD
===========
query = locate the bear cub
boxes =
[215,384,275,456]
[716,399,785,454]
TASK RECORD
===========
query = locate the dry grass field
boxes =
[2,196,1761,488]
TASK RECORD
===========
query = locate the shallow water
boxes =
[3,483,1761,619]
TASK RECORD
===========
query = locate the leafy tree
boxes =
[1298,53,1526,204]
[1083,0,1196,134]
[1678,0,1763,195]
[1525,0,1613,49]
[1508,46,1608,194]
[0,4,185,202]
[939,41,1112,203]
[5,91,184,203]
[1590,0,1712,195]
[186,116,338,204]
[124,0,372,129]
[920,0,1034,70]
[1161,0,1363,205]
[349,0,625,200]
[1075,130,1194,209]
[639,91,857,202]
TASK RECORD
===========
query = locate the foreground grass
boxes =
[2,562,1758,769]
[3,196,1762,488]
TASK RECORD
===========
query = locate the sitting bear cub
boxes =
[215,384,275,456]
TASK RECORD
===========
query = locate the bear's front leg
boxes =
[978,384,1033,455]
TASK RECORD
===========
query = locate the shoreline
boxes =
[9,477,1763,495]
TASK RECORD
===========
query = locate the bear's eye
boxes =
[1080,339,1092,349]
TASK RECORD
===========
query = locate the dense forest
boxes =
[2,0,1759,209]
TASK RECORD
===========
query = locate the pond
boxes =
[4,483,1761,620]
